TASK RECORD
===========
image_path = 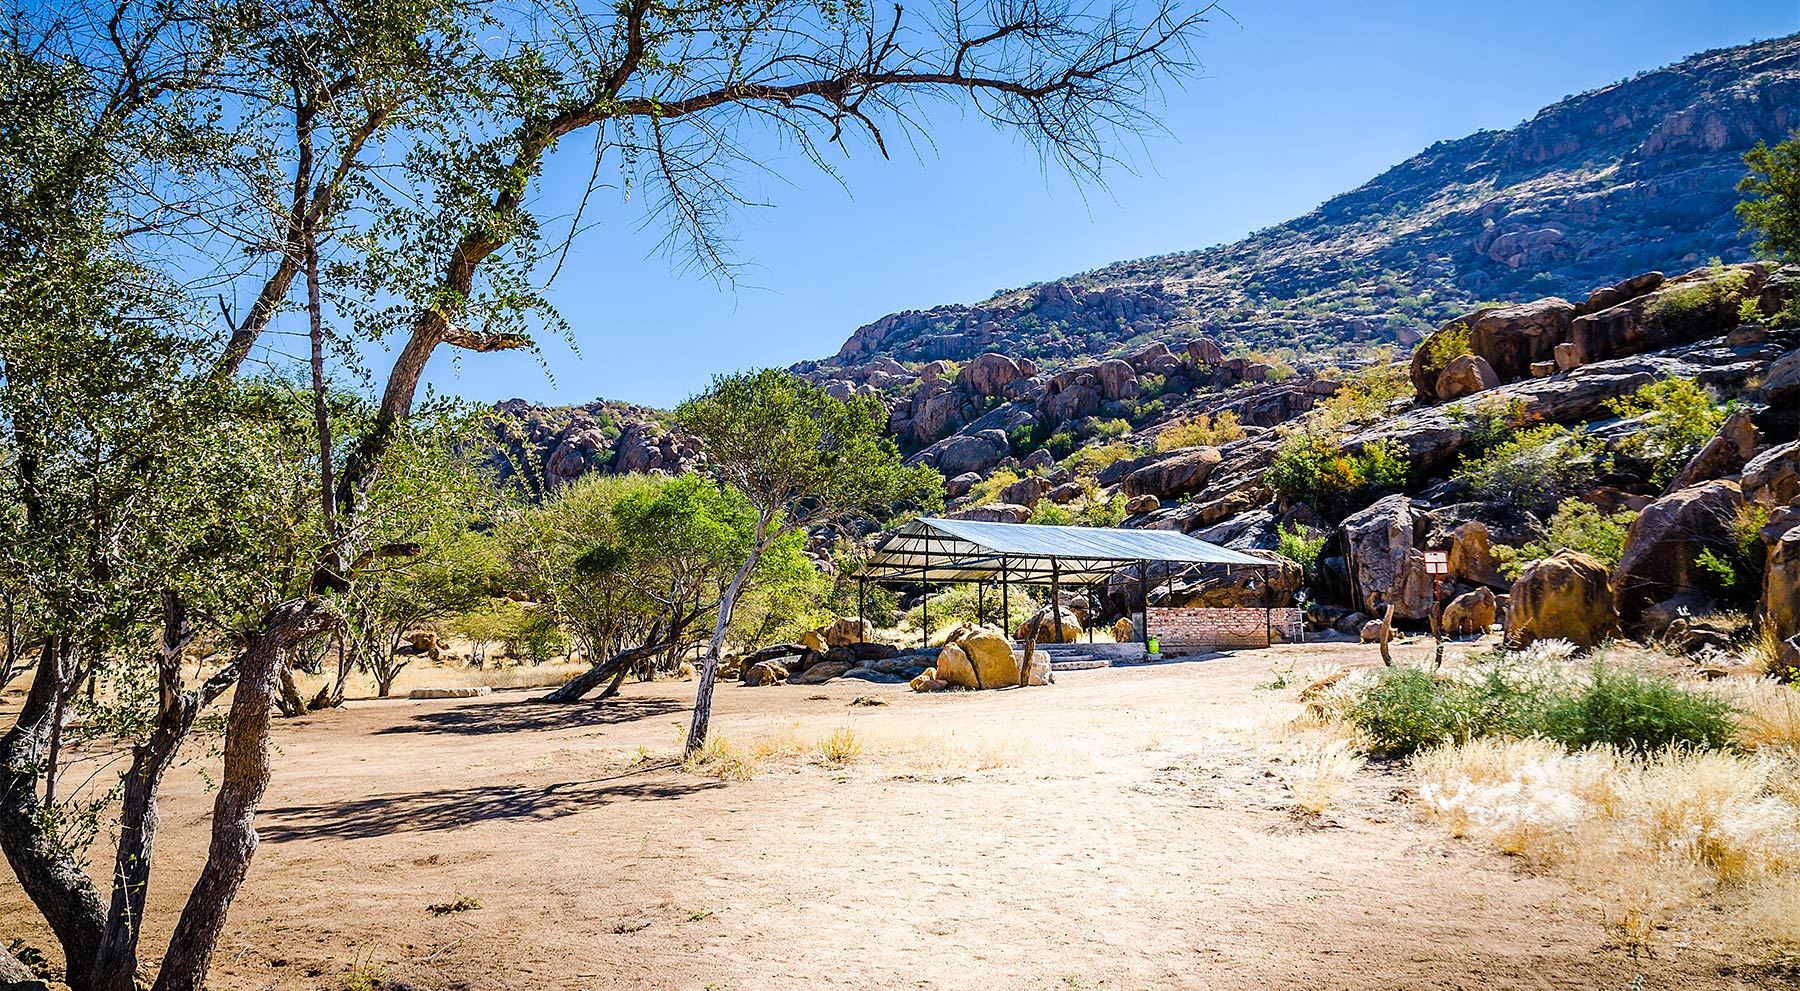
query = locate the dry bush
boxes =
[1277,740,1366,815]
[813,727,864,766]
[1736,625,1789,677]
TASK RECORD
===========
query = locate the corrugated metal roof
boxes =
[857,517,1273,583]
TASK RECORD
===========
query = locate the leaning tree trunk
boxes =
[540,642,662,703]
[0,638,106,991]
[686,529,771,757]
[150,598,328,991]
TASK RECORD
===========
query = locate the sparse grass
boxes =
[682,735,763,780]
[1155,411,1244,451]
[1278,740,1366,815]
[291,659,593,700]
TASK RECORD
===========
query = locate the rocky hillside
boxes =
[801,34,1799,378]
[484,398,698,495]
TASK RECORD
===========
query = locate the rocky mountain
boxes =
[484,398,698,495]
[799,34,1799,378]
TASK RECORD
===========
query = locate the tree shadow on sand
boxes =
[371,694,686,737]
[259,769,716,841]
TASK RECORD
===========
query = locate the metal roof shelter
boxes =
[855,518,1276,646]
[861,517,1270,583]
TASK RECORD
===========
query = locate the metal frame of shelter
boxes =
[854,517,1277,646]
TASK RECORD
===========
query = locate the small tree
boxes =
[1738,128,1800,262]
[676,370,941,754]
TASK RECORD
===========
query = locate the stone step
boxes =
[1049,657,1111,671]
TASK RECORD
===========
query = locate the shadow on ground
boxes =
[372,694,685,736]
[260,769,714,840]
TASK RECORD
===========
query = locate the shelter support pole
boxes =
[978,582,986,628]
[1050,557,1064,645]
[859,578,867,637]
[922,532,931,644]
[1137,561,1148,644]
[1002,557,1010,641]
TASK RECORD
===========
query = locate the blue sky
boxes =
[416,0,1798,411]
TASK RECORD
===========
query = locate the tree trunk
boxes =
[90,594,207,991]
[594,664,630,702]
[1378,603,1397,668]
[275,666,307,717]
[151,598,328,991]
[539,642,661,703]
[0,639,106,991]
[685,528,771,757]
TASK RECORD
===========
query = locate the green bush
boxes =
[1452,424,1609,512]
[1491,498,1638,578]
[1276,523,1326,585]
[1603,377,1727,486]
[1267,432,1410,513]
[1030,501,1074,525]
[1077,493,1126,528]
[1538,666,1739,753]
[1346,662,1739,757]
[1413,323,1472,385]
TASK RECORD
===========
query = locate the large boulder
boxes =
[1441,587,1498,636]
[1580,272,1665,314]
[916,428,1012,477]
[1666,409,1760,491]
[742,660,789,686]
[1001,475,1053,509]
[963,353,1026,397]
[1414,298,1576,398]
[935,645,978,689]
[1339,495,1435,621]
[1507,550,1620,648]
[1612,479,1745,625]
[1570,263,1768,365]
[1186,337,1226,366]
[1095,359,1139,401]
[1763,349,1800,407]
[789,660,854,685]
[961,628,1021,688]
[947,502,1034,524]
[800,617,877,652]
[945,471,983,499]
[1121,446,1223,500]
[1016,605,1083,644]
[1743,440,1800,507]
[1435,354,1501,401]
[1763,526,1800,641]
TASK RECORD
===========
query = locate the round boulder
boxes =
[1506,549,1619,648]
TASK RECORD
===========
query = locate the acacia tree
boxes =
[676,370,940,753]
[1739,128,1800,262]
[3,0,1212,984]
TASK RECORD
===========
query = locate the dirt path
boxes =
[0,644,1759,990]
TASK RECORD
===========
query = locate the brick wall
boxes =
[1148,607,1303,650]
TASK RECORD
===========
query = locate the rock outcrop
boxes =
[1612,480,1745,625]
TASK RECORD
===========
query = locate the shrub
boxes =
[1492,498,1638,578]
[1647,265,1751,328]
[1317,354,1412,427]
[1061,441,1141,474]
[1445,394,1527,454]
[1155,411,1244,451]
[1267,431,1410,513]
[1603,377,1727,486]
[1452,424,1609,512]
[1077,493,1126,528]
[964,468,1020,506]
[1539,666,1739,753]
[1276,523,1326,585]
[1694,504,1770,596]
[1346,661,1739,757]
[1413,323,1472,384]
[1088,417,1132,441]
[1030,501,1074,525]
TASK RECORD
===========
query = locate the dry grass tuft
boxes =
[1714,677,1800,751]
[682,735,762,780]
[813,727,864,766]
[1277,740,1366,815]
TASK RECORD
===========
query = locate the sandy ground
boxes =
[0,642,1773,990]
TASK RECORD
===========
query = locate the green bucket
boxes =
[1147,635,1159,655]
